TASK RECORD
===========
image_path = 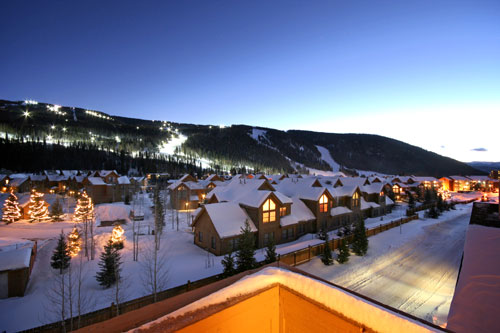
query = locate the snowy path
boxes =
[300,206,472,327]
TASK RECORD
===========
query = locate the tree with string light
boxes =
[67,226,82,257]
[28,189,49,222]
[73,191,94,223]
[2,191,21,224]
[110,224,125,250]
[74,192,95,259]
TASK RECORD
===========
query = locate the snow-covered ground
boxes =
[0,195,225,332]
[299,204,473,328]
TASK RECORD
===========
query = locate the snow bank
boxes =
[447,224,500,333]
[137,267,436,333]
[95,203,131,223]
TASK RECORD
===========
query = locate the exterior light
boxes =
[23,111,30,117]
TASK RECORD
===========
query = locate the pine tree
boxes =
[50,198,64,222]
[337,238,350,264]
[236,220,257,272]
[408,194,415,209]
[67,226,82,257]
[221,251,236,278]
[427,206,440,219]
[74,191,94,223]
[2,191,21,224]
[264,238,277,264]
[352,218,368,256]
[28,189,49,222]
[51,231,71,274]
[321,234,333,265]
[436,194,445,212]
[96,239,122,288]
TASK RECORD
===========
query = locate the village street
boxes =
[300,205,472,327]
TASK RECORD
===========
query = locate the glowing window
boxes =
[263,198,276,223]
[319,194,328,213]
[392,185,399,193]
[352,192,360,207]
[280,207,287,217]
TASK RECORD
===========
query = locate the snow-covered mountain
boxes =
[0,99,484,176]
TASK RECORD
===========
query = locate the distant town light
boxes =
[47,135,53,140]
[115,136,120,142]
[62,127,67,132]
[51,125,55,129]
[23,111,30,117]
[24,99,38,105]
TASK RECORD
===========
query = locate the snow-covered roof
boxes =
[117,176,131,185]
[448,224,500,332]
[0,247,32,271]
[9,173,30,179]
[385,196,394,205]
[74,175,86,183]
[206,178,274,203]
[9,177,28,187]
[140,267,439,333]
[88,177,106,185]
[0,238,34,252]
[30,175,47,182]
[276,178,332,201]
[361,183,385,195]
[238,190,292,208]
[360,198,380,210]
[100,170,118,177]
[331,206,352,216]
[465,175,492,181]
[280,196,316,227]
[202,202,257,238]
[411,176,439,183]
[335,177,369,187]
[449,175,471,181]
[335,185,359,197]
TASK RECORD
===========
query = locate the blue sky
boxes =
[1,1,499,162]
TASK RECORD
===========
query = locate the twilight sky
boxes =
[1,1,499,162]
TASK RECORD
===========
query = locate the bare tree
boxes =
[140,238,169,302]
[44,270,68,332]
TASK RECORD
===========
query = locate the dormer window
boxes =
[379,191,384,197]
[280,207,287,217]
[352,192,360,207]
[319,194,328,213]
[263,198,276,223]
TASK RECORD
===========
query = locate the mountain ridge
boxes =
[0,99,484,177]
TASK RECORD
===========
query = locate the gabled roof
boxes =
[466,175,492,181]
[9,177,29,187]
[449,176,471,181]
[30,175,47,182]
[335,185,360,197]
[88,177,106,185]
[117,176,131,185]
[335,177,370,187]
[411,176,440,183]
[361,183,385,195]
[206,179,275,203]
[99,170,119,178]
[200,202,257,239]
[276,178,332,201]
[238,190,292,208]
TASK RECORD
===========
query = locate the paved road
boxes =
[309,212,470,327]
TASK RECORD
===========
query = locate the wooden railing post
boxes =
[186,280,190,291]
